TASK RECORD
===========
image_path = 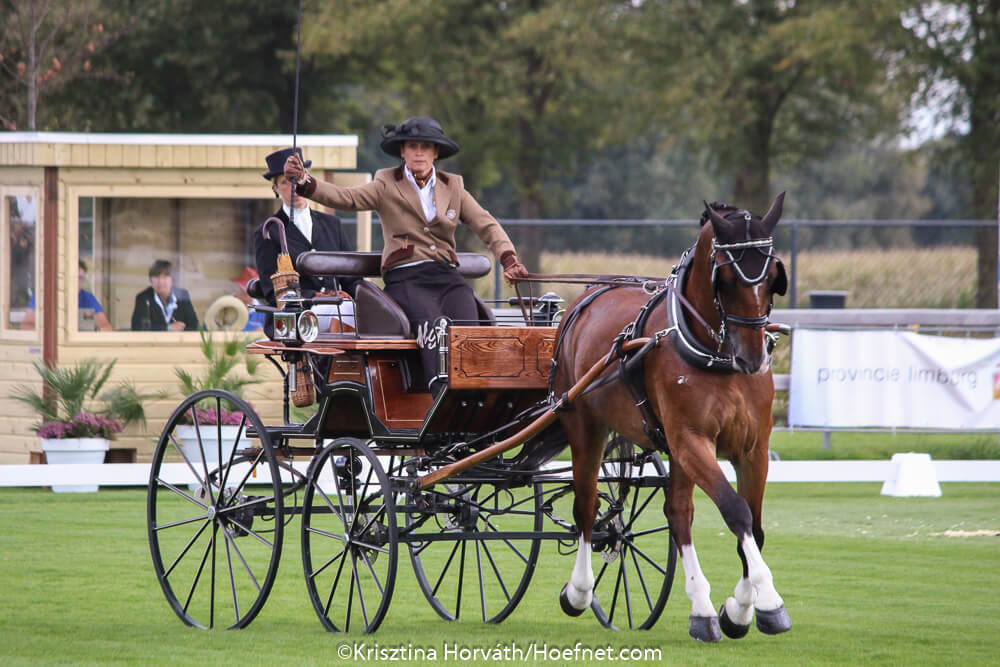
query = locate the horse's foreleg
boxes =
[559,421,604,616]
[728,454,791,636]
[666,465,722,642]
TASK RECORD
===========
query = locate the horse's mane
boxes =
[699,201,738,226]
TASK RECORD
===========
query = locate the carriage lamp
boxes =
[297,310,320,343]
[273,311,297,342]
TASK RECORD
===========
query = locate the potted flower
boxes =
[10,359,157,492]
[173,330,262,466]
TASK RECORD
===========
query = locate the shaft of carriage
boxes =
[417,336,653,489]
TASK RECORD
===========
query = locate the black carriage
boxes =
[146,251,677,633]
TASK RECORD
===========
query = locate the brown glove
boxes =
[500,251,529,284]
[284,154,307,182]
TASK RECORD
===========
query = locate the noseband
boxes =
[709,211,778,349]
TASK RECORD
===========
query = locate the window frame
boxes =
[65,182,276,344]
[0,185,43,342]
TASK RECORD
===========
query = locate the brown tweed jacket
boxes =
[300,165,517,274]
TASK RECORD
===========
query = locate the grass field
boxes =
[2,483,998,665]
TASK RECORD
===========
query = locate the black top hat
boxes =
[263,147,312,180]
[380,116,460,160]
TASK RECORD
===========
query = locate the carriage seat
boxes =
[296,251,496,330]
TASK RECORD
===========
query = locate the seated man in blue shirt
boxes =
[131,259,199,331]
[22,260,112,331]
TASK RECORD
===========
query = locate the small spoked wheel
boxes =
[590,436,677,630]
[147,390,284,629]
[407,477,542,623]
[301,437,398,633]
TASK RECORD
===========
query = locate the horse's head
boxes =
[696,193,787,374]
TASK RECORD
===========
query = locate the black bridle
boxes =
[708,210,779,352]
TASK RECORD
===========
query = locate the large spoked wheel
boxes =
[147,390,284,629]
[407,475,543,623]
[590,436,677,630]
[301,437,398,633]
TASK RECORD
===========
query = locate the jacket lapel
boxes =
[277,207,313,251]
[433,175,451,224]
[393,172,427,222]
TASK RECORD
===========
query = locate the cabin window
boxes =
[2,191,40,334]
[76,196,274,332]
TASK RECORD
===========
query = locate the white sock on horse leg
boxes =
[680,543,715,617]
[740,535,784,611]
[724,576,757,625]
[566,535,594,610]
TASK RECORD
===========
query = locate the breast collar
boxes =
[666,246,740,373]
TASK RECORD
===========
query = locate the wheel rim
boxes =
[591,436,677,630]
[147,390,284,629]
[301,438,398,633]
[407,476,542,623]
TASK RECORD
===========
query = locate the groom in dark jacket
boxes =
[254,147,361,311]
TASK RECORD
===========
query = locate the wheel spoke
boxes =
[223,528,240,621]
[221,524,263,593]
[431,540,462,597]
[622,537,668,575]
[629,543,654,612]
[480,539,512,603]
[455,541,467,620]
[351,551,370,629]
[310,544,347,580]
[163,518,212,578]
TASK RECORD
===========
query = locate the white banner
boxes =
[788,329,1000,428]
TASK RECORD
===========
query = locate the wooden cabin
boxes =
[0,132,372,463]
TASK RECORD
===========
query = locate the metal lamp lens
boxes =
[298,310,319,343]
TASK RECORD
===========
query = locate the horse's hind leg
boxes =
[665,464,722,642]
[723,455,791,636]
[559,418,605,616]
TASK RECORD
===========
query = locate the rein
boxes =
[516,271,722,346]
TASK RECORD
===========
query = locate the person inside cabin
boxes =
[282,116,529,395]
[22,260,113,332]
[130,259,199,331]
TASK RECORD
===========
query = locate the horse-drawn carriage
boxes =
[147,195,792,642]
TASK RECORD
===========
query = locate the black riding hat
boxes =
[262,147,312,180]
[380,116,460,160]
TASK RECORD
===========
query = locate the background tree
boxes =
[627,1,913,215]
[0,0,119,130]
[902,1,1000,307]
[306,0,642,270]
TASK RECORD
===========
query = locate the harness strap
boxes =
[547,284,622,395]
[618,289,673,456]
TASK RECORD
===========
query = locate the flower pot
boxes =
[175,425,250,491]
[41,437,110,493]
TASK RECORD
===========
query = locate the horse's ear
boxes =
[772,259,788,296]
[761,192,785,234]
[703,200,729,232]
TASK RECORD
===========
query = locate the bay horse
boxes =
[551,194,791,641]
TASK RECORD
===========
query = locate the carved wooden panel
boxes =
[369,354,432,429]
[328,354,365,384]
[449,326,557,390]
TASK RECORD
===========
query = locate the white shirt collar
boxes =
[282,203,313,243]
[404,165,437,222]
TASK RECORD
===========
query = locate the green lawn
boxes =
[1,483,998,665]
[769,430,1000,460]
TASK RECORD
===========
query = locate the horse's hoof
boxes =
[718,603,751,639]
[755,605,792,635]
[688,615,723,642]
[559,584,587,617]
